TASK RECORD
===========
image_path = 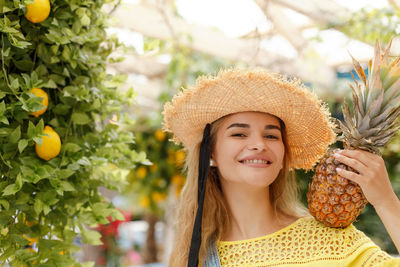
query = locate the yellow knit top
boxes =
[217,217,399,267]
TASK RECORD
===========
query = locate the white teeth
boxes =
[242,159,270,164]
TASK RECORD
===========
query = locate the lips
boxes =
[241,159,271,164]
[238,155,273,166]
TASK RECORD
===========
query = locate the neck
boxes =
[220,182,287,241]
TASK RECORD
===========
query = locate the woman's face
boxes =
[212,112,285,188]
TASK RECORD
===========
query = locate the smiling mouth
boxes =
[239,159,272,165]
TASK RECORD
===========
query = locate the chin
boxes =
[239,173,278,188]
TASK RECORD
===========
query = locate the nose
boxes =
[246,134,266,151]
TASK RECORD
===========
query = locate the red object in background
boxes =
[95,210,134,266]
[97,210,132,238]
[97,256,106,266]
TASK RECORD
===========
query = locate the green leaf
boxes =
[9,126,20,143]
[0,200,9,210]
[18,139,28,153]
[0,101,5,115]
[63,143,81,153]
[13,60,34,72]
[72,112,90,125]
[22,73,31,88]
[80,14,91,26]
[36,166,50,179]
[2,184,18,196]
[36,119,44,132]
[56,169,75,179]
[15,173,22,188]
[33,136,43,145]
[45,79,57,88]
[43,203,51,215]
[53,104,71,115]
[49,74,66,86]
[0,116,8,125]
[60,181,75,191]
[34,199,43,215]
[27,121,35,138]
[81,230,102,245]
[110,209,125,221]
[77,157,91,166]
[0,127,12,137]
[10,77,19,90]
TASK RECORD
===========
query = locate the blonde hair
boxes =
[168,114,309,267]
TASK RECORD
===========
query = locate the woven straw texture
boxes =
[163,68,336,170]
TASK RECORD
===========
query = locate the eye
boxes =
[265,135,279,139]
[231,133,246,137]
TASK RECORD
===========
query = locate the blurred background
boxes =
[2,0,400,266]
[91,0,400,265]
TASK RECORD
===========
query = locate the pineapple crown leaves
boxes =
[339,40,400,154]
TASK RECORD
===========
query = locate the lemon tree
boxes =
[126,125,184,216]
[0,0,146,266]
[125,122,184,263]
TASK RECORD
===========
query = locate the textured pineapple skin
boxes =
[307,149,368,228]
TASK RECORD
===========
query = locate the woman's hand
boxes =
[333,149,397,208]
[334,149,400,253]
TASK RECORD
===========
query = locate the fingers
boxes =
[334,149,394,208]
[335,167,362,185]
[334,151,368,175]
[336,149,377,165]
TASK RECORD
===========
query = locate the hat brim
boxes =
[163,69,336,170]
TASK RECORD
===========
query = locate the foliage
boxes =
[0,0,145,265]
[125,122,184,217]
[330,7,400,45]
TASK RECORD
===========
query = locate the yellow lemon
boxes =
[154,129,166,142]
[30,88,48,117]
[139,196,150,208]
[175,150,186,166]
[25,0,51,23]
[152,191,166,203]
[35,126,61,161]
[171,174,185,186]
[136,166,147,179]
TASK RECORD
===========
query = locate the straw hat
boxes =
[163,68,336,170]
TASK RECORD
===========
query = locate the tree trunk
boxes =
[142,213,159,263]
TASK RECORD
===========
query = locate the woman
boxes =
[162,69,400,266]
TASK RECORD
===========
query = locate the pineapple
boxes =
[307,40,400,228]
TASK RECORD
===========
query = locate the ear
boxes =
[210,152,217,167]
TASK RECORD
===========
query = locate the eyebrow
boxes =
[226,123,281,131]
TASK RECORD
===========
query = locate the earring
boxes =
[210,159,215,167]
